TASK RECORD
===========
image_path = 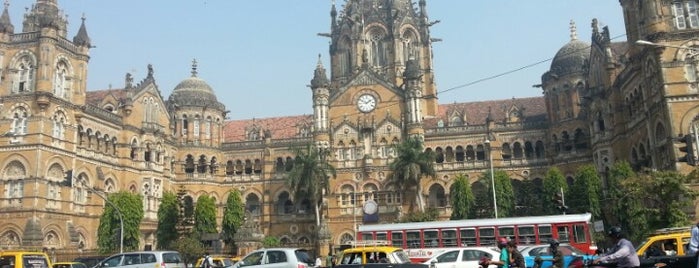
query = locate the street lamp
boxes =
[484,139,498,218]
[635,40,699,50]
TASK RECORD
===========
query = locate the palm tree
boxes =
[389,136,436,213]
[286,143,337,226]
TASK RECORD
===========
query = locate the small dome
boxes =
[549,39,590,77]
[168,60,223,109]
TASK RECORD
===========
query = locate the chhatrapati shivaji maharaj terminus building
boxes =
[0,0,698,255]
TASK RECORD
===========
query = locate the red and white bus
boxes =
[357,213,596,263]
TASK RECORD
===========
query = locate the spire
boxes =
[73,14,91,47]
[0,0,14,34]
[23,0,67,35]
[191,58,198,77]
[330,0,337,31]
[569,20,577,41]
[311,54,330,88]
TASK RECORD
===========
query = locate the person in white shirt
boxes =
[315,257,322,268]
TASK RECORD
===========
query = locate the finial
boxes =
[4,0,9,10]
[569,20,577,41]
[191,58,198,77]
[81,13,86,22]
[316,54,323,67]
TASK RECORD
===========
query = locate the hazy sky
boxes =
[10,1,626,120]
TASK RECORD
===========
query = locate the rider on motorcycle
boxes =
[593,227,640,268]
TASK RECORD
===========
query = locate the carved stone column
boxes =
[234,212,264,257]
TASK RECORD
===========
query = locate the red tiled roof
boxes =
[424,97,547,127]
[223,114,313,142]
[85,88,128,106]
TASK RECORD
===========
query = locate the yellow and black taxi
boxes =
[336,241,414,265]
[194,256,235,268]
[0,251,52,268]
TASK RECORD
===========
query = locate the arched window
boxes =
[427,184,446,207]
[54,61,70,99]
[246,194,261,216]
[52,111,67,139]
[513,142,523,159]
[193,116,200,137]
[13,56,34,93]
[455,146,465,162]
[4,161,26,200]
[367,28,386,67]
[205,116,212,139]
[11,107,28,135]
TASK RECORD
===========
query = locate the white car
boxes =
[233,248,315,268]
[96,251,185,268]
[422,247,500,268]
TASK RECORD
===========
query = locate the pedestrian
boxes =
[315,256,322,268]
[200,253,213,268]
[507,240,525,268]
[486,237,510,268]
[689,222,699,268]
[549,239,564,268]
[593,227,640,268]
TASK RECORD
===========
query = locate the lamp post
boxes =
[484,139,498,218]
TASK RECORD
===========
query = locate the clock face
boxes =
[363,200,378,214]
[357,94,377,113]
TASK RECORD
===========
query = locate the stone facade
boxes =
[1,0,699,256]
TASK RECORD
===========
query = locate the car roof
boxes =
[341,246,403,254]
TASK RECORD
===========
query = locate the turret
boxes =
[0,1,15,40]
[23,0,68,37]
[73,15,90,48]
[311,55,330,135]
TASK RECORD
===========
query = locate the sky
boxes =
[10,1,626,120]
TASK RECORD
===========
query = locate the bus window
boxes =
[517,226,536,245]
[424,230,439,248]
[538,225,553,242]
[498,226,515,241]
[391,232,404,248]
[362,233,373,241]
[479,227,496,246]
[573,224,587,243]
[557,226,570,242]
[442,229,457,247]
[407,231,421,248]
[460,228,476,247]
[377,232,387,241]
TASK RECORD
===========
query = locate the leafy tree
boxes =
[156,191,180,249]
[194,194,217,236]
[449,174,474,220]
[389,136,436,212]
[568,165,602,218]
[97,191,144,254]
[542,167,567,215]
[397,208,439,222]
[221,190,245,252]
[512,179,544,216]
[471,170,514,218]
[173,234,205,267]
[262,236,281,248]
[286,143,337,227]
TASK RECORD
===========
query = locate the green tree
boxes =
[627,171,695,230]
[568,165,602,218]
[286,143,337,226]
[605,161,646,242]
[194,194,217,236]
[449,174,474,220]
[542,167,567,215]
[398,208,439,222]
[512,179,544,216]
[173,234,205,267]
[221,190,245,252]
[97,191,144,254]
[471,170,514,218]
[389,136,436,212]
[156,191,180,250]
[262,236,281,248]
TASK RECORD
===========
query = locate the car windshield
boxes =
[295,250,314,265]
[391,250,411,264]
[23,255,50,268]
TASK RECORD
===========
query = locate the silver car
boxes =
[97,251,185,268]
[234,248,314,268]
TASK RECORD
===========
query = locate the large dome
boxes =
[549,39,590,77]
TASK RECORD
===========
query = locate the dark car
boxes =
[73,256,108,268]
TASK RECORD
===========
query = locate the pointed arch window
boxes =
[193,116,200,137]
[367,29,386,67]
[54,61,71,99]
[11,107,28,135]
[52,111,67,139]
[13,56,34,93]
[205,116,212,139]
